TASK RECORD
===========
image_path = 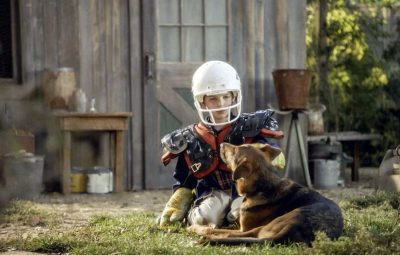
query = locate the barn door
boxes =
[142,0,230,189]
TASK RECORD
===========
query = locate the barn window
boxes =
[158,0,229,62]
[0,0,21,82]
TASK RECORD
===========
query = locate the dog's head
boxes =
[220,143,282,196]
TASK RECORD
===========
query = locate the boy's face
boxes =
[201,92,234,124]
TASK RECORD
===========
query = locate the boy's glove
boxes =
[158,187,194,226]
[272,151,286,170]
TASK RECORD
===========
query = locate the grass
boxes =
[1,191,400,255]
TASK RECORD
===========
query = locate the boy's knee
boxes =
[187,190,231,228]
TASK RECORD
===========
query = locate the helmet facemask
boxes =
[194,91,242,126]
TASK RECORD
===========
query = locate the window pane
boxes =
[206,27,227,61]
[159,27,180,61]
[182,0,203,25]
[182,27,203,62]
[0,0,13,78]
[158,0,179,24]
[205,0,226,24]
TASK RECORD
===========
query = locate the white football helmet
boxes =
[192,61,242,126]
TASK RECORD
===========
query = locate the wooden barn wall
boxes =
[0,0,141,190]
[231,0,307,184]
[0,0,307,190]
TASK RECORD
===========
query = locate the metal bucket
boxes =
[2,152,44,199]
[272,69,311,110]
[308,139,342,160]
[70,167,87,193]
[86,166,113,194]
[310,159,340,189]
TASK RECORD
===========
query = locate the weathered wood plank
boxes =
[33,0,44,80]
[57,0,80,78]
[142,0,159,189]
[61,118,128,131]
[264,0,278,107]
[254,0,265,109]
[62,131,71,194]
[244,0,256,112]
[157,63,199,89]
[129,0,144,190]
[230,0,245,107]
[56,113,132,131]
[157,87,198,125]
[105,0,129,112]
[275,0,289,68]
[91,0,107,112]
[43,0,58,69]
[79,0,94,95]
[288,0,306,68]
[19,0,35,89]
[114,130,124,192]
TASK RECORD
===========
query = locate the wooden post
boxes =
[114,131,124,192]
[62,131,71,194]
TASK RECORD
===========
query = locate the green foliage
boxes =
[306,0,400,165]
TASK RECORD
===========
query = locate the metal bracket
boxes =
[144,53,155,79]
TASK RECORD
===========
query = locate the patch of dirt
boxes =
[33,189,172,219]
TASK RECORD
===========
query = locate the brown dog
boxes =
[188,143,343,245]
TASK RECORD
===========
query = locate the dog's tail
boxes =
[202,237,272,246]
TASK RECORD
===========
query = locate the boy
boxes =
[158,61,285,227]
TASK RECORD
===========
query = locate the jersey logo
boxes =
[190,163,202,172]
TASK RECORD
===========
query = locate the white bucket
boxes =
[310,159,340,189]
[86,167,113,194]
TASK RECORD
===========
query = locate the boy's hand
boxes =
[272,151,286,170]
[159,187,194,226]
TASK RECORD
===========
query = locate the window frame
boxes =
[0,0,22,86]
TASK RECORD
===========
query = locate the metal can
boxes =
[70,167,87,193]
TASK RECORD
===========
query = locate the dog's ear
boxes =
[258,144,282,162]
[232,157,250,181]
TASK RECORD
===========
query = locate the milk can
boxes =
[74,89,87,113]
[307,104,326,135]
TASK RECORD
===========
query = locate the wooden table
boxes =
[55,112,132,194]
[307,131,381,181]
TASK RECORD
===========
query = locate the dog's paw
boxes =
[187,224,212,235]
